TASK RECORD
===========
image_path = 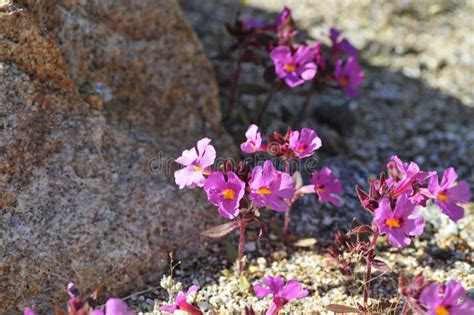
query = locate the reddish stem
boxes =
[239,215,246,275]
[256,82,277,125]
[293,89,315,127]
[363,227,379,308]
[283,159,291,240]
[401,299,408,315]
[228,57,242,119]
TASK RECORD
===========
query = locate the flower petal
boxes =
[297,62,317,80]
[280,280,308,301]
[420,283,442,309]
[442,281,465,306]
[447,181,471,203]
[105,298,135,315]
[254,284,272,298]
[436,200,465,221]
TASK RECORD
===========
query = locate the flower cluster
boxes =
[327,156,470,312]
[226,6,364,96]
[241,125,342,206]
[24,283,134,315]
[174,124,342,272]
[356,155,471,248]
[159,276,308,315]
[175,125,342,214]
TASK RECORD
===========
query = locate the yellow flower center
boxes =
[385,218,401,228]
[193,166,202,172]
[339,77,349,87]
[435,306,449,315]
[284,63,297,73]
[257,187,272,195]
[222,189,236,200]
[438,192,449,201]
[316,185,325,193]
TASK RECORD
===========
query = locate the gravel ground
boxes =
[127,1,473,313]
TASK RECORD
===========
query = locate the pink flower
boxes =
[420,281,474,315]
[428,168,471,222]
[329,27,359,58]
[23,308,38,315]
[386,155,433,197]
[373,193,424,248]
[204,171,246,219]
[300,167,343,205]
[275,6,291,30]
[243,7,292,35]
[288,128,322,158]
[174,138,216,189]
[275,7,297,44]
[253,276,308,315]
[270,45,317,88]
[249,161,295,212]
[241,124,263,153]
[334,57,364,97]
[91,298,135,315]
[160,285,202,315]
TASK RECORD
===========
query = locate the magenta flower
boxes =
[334,57,364,97]
[270,45,317,88]
[386,155,433,197]
[174,138,216,189]
[288,128,322,158]
[329,27,359,58]
[373,193,424,248]
[160,285,202,315]
[300,167,343,205]
[249,161,295,212]
[420,281,474,315]
[91,298,135,315]
[243,7,291,34]
[253,276,308,315]
[241,124,263,153]
[275,6,291,30]
[203,171,246,219]
[24,308,38,315]
[275,7,297,44]
[428,168,471,222]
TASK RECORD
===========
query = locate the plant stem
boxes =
[283,159,291,240]
[239,215,246,275]
[227,57,242,120]
[363,228,379,308]
[256,82,277,125]
[293,89,315,127]
[401,299,408,315]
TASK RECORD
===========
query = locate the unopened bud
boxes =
[160,275,172,289]
[67,282,80,297]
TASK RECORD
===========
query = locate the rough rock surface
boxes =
[0,0,232,312]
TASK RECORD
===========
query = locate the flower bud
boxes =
[160,275,173,289]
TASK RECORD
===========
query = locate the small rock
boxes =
[257,257,267,266]
[245,242,257,252]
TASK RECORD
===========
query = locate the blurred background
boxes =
[181,0,473,181]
